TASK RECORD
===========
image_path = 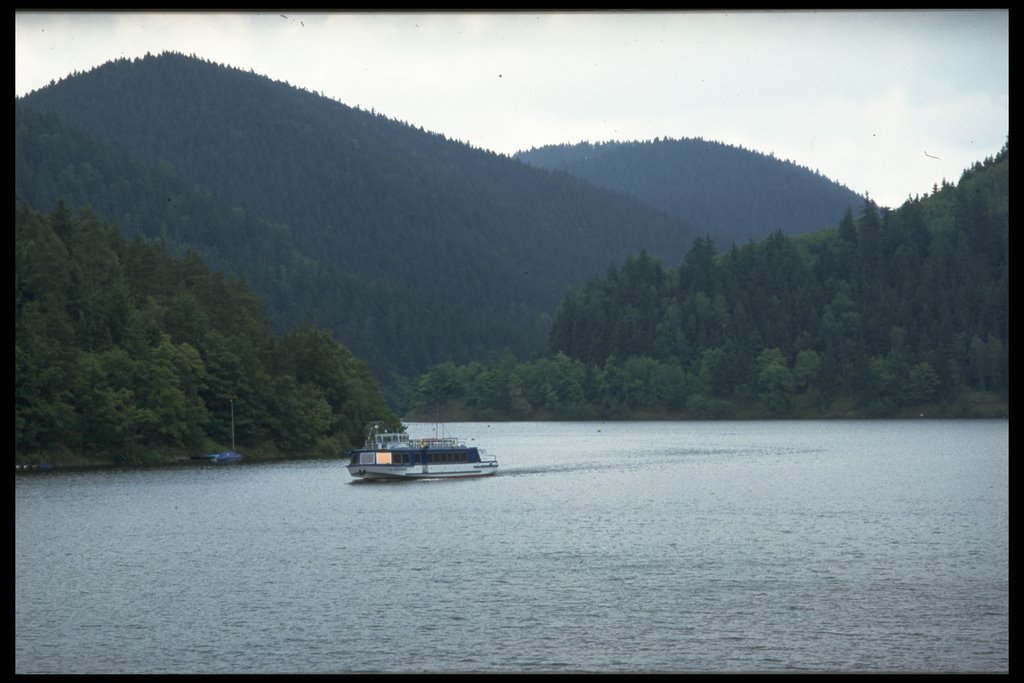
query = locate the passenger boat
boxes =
[346,422,498,480]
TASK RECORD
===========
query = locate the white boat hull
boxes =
[348,461,498,480]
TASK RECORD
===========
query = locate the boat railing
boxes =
[416,437,463,449]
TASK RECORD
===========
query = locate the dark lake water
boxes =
[15,420,1008,673]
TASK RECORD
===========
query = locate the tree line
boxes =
[15,202,399,466]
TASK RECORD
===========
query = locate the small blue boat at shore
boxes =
[191,450,244,464]
[192,400,244,463]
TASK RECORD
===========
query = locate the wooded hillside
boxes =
[15,202,399,465]
[16,53,696,400]
[407,143,1008,420]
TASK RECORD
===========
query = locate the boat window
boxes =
[376,451,392,465]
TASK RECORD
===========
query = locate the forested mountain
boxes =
[15,202,399,466]
[18,51,1002,426]
[516,139,865,249]
[407,144,1008,420]
[15,52,698,401]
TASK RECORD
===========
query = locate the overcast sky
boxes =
[15,10,1008,209]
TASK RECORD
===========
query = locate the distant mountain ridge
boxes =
[516,139,865,249]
